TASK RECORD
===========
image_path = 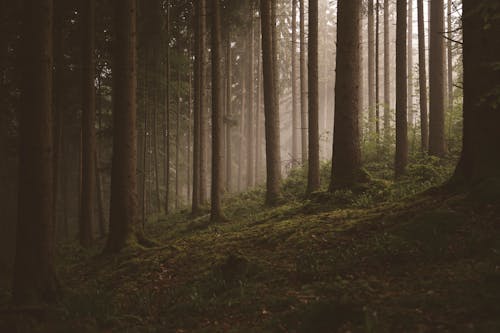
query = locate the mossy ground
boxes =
[1,157,499,332]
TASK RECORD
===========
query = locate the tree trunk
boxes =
[428,0,446,157]
[192,0,201,213]
[246,17,255,188]
[164,2,170,215]
[260,0,282,205]
[13,0,59,304]
[210,0,223,221]
[105,0,142,252]
[238,42,247,192]
[299,0,308,163]
[225,34,232,193]
[383,0,391,143]
[199,0,208,204]
[330,0,363,190]
[446,0,453,135]
[375,0,380,141]
[407,0,414,131]
[368,0,375,135]
[291,0,299,163]
[307,0,320,193]
[255,35,262,184]
[395,0,408,177]
[417,0,428,151]
[80,0,96,248]
[452,1,500,184]
[175,70,181,210]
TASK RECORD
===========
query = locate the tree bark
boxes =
[417,0,428,151]
[210,0,223,221]
[199,0,208,204]
[428,0,446,157]
[14,0,59,304]
[395,0,408,177]
[307,0,320,193]
[225,33,232,193]
[260,0,282,205]
[368,0,375,135]
[291,0,299,163]
[80,0,96,248]
[330,0,363,190]
[299,0,308,163]
[383,0,391,143]
[407,0,414,130]
[452,0,500,185]
[192,0,201,213]
[105,0,142,252]
[246,16,255,188]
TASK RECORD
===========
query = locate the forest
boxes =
[0,0,499,331]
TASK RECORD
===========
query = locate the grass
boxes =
[1,157,500,332]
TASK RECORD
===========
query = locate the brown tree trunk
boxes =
[368,0,375,135]
[238,42,247,192]
[307,0,320,193]
[452,1,500,185]
[164,2,170,215]
[395,0,408,177]
[446,0,453,135]
[246,16,255,188]
[192,0,201,213]
[105,0,142,252]
[407,0,414,131]
[291,0,299,163]
[375,0,381,141]
[225,34,232,193]
[383,0,391,143]
[299,0,308,163]
[417,0,428,151]
[260,0,282,205]
[330,0,363,190]
[13,0,59,304]
[428,0,446,157]
[199,0,208,204]
[175,70,181,210]
[210,0,223,221]
[80,0,96,248]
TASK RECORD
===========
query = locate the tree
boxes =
[13,0,59,303]
[246,12,256,188]
[407,0,414,130]
[368,0,375,135]
[395,0,408,177]
[451,0,500,185]
[299,0,308,162]
[417,0,428,151]
[192,0,202,213]
[291,0,299,162]
[260,0,282,205]
[210,0,224,221]
[330,0,363,190]
[428,0,446,157]
[383,0,391,143]
[105,0,142,252]
[80,0,96,248]
[307,0,320,193]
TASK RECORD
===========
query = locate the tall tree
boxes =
[330,0,363,190]
[307,0,320,193]
[368,0,375,135]
[375,0,381,140]
[446,0,453,121]
[291,0,299,162]
[407,0,414,130]
[225,33,233,193]
[105,0,142,252]
[246,14,256,188]
[210,0,223,221]
[13,0,59,303]
[192,0,202,213]
[260,0,282,205]
[299,0,308,162]
[199,0,208,204]
[395,0,408,177]
[428,0,446,157]
[383,0,391,143]
[417,0,428,151]
[164,1,171,215]
[452,0,500,185]
[80,0,96,248]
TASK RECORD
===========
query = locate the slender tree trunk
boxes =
[199,0,208,204]
[260,0,282,205]
[330,0,363,190]
[105,0,143,252]
[375,0,380,141]
[192,0,201,213]
[383,0,391,143]
[80,0,96,248]
[164,3,170,215]
[14,0,58,304]
[238,43,247,192]
[407,0,414,130]
[395,0,408,177]
[225,34,232,193]
[417,0,428,151]
[307,0,320,193]
[452,0,500,184]
[246,18,255,188]
[175,70,181,210]
[446,0,453,134]
[291,0,299,163]
[428,0,446,157]
[187,71,192,204]
[96,149,106,238]
[210,0,223,221]
[255,34,262,184]
[299,0,308,163]
[368,0,375,135]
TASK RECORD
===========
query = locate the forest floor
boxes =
[1,157,500,332]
